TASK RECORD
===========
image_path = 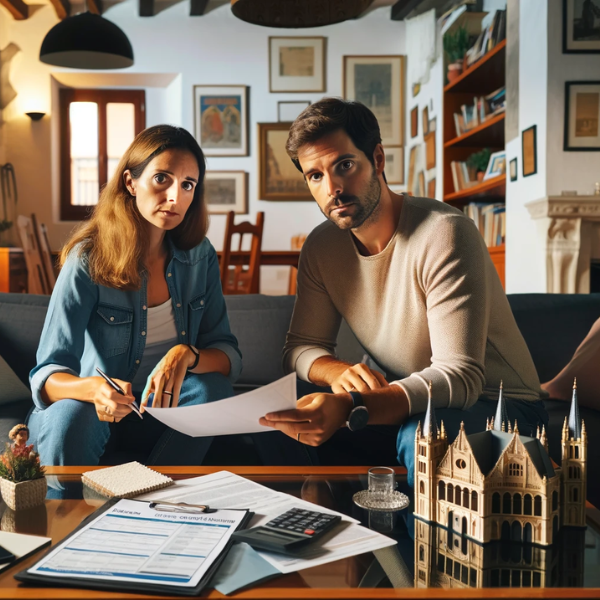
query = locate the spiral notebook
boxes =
[81,462,174,498]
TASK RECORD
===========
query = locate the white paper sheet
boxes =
[27,498,247,588]
[137,471,396,575]
[145,373,297,437]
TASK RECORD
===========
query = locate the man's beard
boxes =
[321,171,382,230]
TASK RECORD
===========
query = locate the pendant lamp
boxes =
[40,12,134,69]
[230,0,373,28]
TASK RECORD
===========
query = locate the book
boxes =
[0,531,51,574]
[82,461,174,498]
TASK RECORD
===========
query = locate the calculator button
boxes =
[304,529,315,535]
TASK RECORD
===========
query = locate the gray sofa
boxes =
[0,292,598,504]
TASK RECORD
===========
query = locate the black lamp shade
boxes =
[40,12,134,69]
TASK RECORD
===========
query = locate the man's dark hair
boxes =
[286,98,382,173]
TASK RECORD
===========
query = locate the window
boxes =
[503,492,512,514]
[552,490,558,511]
[524,494,533,515]
[419,545,424,561]
[534,495,542,516]
[418,461,426,473]
[569,466,581,479]
[439,481,445,500]
[513,493,522,515]
[572,487,579,502]
[492,492,500,513]
[419,445,426,456]
[463,488,470,509]
[575,446,579,458]
[508,462,523,477]
[471,490,478,512]
[419,481,425,494]
[60,88,145,221]
[448,484,454,503]
[455,458,466,469]
[455,486,462,506]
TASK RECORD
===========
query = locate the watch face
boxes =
[348,406,369,431]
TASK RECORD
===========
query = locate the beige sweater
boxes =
[283,196,542,416]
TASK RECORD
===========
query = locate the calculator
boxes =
[232,507,342,554]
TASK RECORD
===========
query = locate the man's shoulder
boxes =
[405,195,476,237]
[407,195,466,221]
[303,219,346,251]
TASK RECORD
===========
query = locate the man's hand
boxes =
[91,378,135,423]
[331,363,389,394]
[259,392,353,446]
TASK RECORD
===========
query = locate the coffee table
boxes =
[0,466,598,599]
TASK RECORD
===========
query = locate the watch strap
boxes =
[187,345,200,371]
[349,391,364,408]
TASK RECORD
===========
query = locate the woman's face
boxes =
[124,148,200,233]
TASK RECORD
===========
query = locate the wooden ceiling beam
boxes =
[48,0,70,19]
[190,0,209,16]
[87,0,103,15]
[139,0,154,16]
[0,0,28,20]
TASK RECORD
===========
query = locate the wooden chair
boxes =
[220,211,265,295]
[16,214,49,295]
[287,233,307,295]
[32,214,56,293]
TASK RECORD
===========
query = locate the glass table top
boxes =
[0,467,599,597]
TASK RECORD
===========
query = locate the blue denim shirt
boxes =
[30,237,242,410]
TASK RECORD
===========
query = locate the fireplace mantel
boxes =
[526,194,600,293]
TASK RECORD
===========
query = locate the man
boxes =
[259,98,546,483]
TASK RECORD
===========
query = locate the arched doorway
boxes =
[462,516,467,535]
[524,522,532,543]
[511,521,522,542]
[501,521,510,541]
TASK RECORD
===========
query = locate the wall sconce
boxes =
[26,112,46,121]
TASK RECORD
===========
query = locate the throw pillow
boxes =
[0,355,31,405]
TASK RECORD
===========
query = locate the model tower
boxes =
[561,379,587,528]
[414,381,448,521]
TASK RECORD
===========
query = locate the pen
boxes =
[95,367,143,420]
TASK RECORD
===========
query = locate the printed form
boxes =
[27,499,246,588]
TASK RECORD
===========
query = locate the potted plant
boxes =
[0,424,46,511]
[467,148,492,182]
[443,26,470,83]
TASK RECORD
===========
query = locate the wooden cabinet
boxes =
[0,248,28,293]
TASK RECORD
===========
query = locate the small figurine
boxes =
[9,424,30,450]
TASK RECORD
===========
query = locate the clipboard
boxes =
[15,497,254,597]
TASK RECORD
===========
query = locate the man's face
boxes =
[297,129,382,230]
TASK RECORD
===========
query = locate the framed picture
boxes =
[343,55,405,146]
[384,147,404,185]
[563,0,600,53]
[193,85,249,157]
[269,37,326,93]
[484,150,506,180]
[410,106,418,138]
[564,81,600,150]
[418,171,426,197]
[427,177,436,199]
[422,106,430,136]
[258,122,312,201]
[408,145,419,194]
[522,126,537,177]
[509,157,518,181]
[429,117,437,133]
[278,100,310,122]
[204,171,248,215]
[425,132,436,170]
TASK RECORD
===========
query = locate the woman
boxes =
[28,125,242,466]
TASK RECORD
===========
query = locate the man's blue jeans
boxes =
[27,373,233,466]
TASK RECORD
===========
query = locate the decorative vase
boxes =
[0,477,47,511]
[447,62,463,83]
[477,171,485,183]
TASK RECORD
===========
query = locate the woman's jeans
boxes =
[27,373,233,466]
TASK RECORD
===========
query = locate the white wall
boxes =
[0,2,406,293]
[505,0,548,293]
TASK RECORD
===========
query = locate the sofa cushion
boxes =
[0,355,31,405]
[508,293,600,384]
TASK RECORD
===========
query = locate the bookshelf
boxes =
[443,34,506,287]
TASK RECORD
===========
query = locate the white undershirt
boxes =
[132,298,178,392]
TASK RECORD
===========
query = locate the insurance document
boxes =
[145,373,296,437]
[26,499,247,588]
[138,471,396,574]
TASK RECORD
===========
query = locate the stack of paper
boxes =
[82,462,174,498]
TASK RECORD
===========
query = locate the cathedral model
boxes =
[414,381,587,546]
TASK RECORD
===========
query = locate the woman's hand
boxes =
[140,344,196,411]
[91,377,135,423]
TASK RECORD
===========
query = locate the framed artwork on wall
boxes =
[410,106,418,138]
[522,125,537,177]
[269,37,326,93]
[564,81,600,150]
[422,106,430,136]
[509,157,518,181]
[427,177,436,199]
[384,146,404,185]
[343,55,405,146]
[193,85,249,157]
[204,171,248,214]
[278,100,310,122]
[408,145,419,194]
[425,132,436,170]
[418,171,426,197]
[258,122,312,201]
[563,0,600,53]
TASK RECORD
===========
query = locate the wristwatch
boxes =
[187,345,200,371]
[346,391,369,432]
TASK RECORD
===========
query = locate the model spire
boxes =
[422,380,439,439]
[493,381,509,432]
[568,378,582,440]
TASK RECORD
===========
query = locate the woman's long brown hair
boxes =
[61,125,208,290]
